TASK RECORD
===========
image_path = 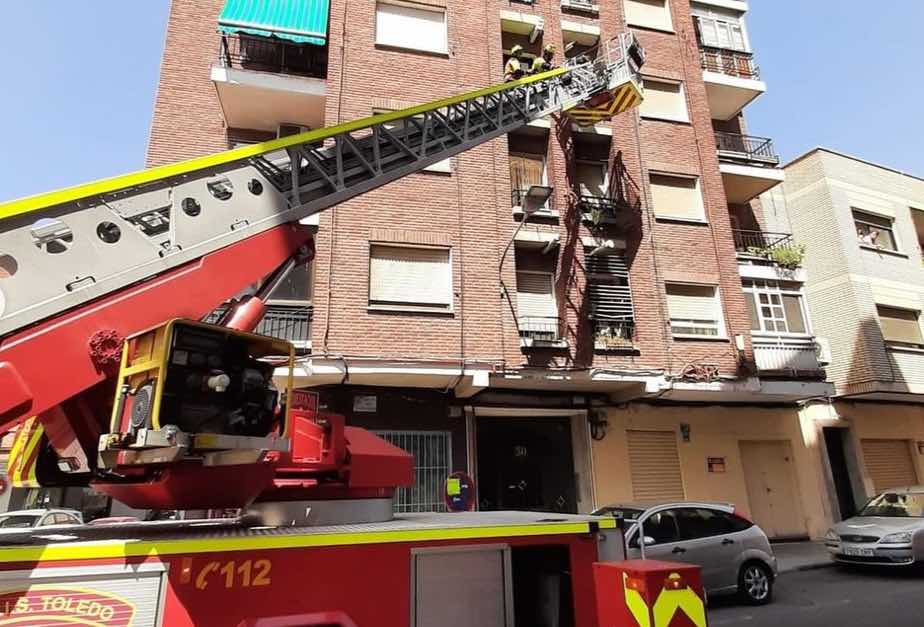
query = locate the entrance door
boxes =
[860,439,918,494]
[740,440,807,539]
[476,417,577,513]
[823,427,857,519]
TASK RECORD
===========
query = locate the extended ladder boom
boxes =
[0,35,643,433]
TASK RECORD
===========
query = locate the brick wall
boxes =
[146,0,755,379]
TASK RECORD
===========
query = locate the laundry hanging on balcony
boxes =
[218,0,330,45]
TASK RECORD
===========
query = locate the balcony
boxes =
[699,47,766,121]
[733,229,793,255]
[593,319,635,351]
[717,132,784,203]
[519,316,567,349]
[752,334,824,377]
[205,303,313,351]
[211,33,327,133]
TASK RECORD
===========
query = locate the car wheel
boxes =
[738,562,773,605]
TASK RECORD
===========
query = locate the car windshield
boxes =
[593,507,645,522]
[859,492,924,518]
[0,514,40,529]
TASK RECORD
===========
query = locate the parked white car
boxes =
[0,509,83,530]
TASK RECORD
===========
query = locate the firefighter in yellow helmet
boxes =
[504,45,525,82]
[531,44,557,75]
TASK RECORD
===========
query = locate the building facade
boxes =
[763,148,924,525]
[147,0,832,538]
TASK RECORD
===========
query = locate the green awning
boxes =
[218,0,330,46]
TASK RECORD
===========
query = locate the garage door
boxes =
[627,430,685,502]
[861,439,918,493]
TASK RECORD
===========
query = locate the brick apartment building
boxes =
[758,148,924,525]
[147,0,833,537]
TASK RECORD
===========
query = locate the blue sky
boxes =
[0,1,922,202]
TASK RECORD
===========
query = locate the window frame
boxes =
[877,304,924,350]
[665,282,725,339]
[624,0,674,34]
[368,242,454,314]
[692,14,748,52]
[515,269,559,320]
[374,1,449,55]
[649,172,707,223]
[853,209,899,253]
[742,279,811,337]
[639,78,690,124]
[575,159,609,198]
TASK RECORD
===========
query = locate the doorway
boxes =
[476,417,577,513]
[740,440,807,539]
[823,427,857,519]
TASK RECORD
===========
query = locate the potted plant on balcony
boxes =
[593,321,633,349]
[746,242,806,270]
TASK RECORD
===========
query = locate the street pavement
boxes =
[709,564,924,626]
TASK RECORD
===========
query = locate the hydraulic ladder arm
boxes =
[0,34,644,506]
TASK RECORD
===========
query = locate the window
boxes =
[624,0,673,32]
[666,283,722,337]
[649,173,705,221]
[576,161,608,197]
[742,280,808,335]
[374,430,451,512]
[375,2,448,54]
[639,79,688,123]
[369,244,452,311]
[853,209,898,252]
[693,16,746,51]
[635,510,680,546]
[516,271,559,340]
[586,251,635,348]
[675,508,749,540]
[877,305,924,349]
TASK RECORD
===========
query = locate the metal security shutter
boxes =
[627,430,685,502]
[586,253,633,321]
[374,430,452,512]
[369,244,452,308]
[861,439,918,493]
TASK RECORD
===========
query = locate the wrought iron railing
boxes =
[578,194,630,222]
[519,316,561,343]
[593,319,635,350]
[715,132,779,165]
[732,229,793,254]
[511,188,556,213]
[219,33,327,78]
[699,46,759,79]
[204,303,313,348]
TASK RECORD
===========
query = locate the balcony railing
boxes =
[519,316,562,344]
[593,319,635,350]
[204,303,313,349]
[732,229,793,254]
[700,46,760,80]
[752,334,823,375]
[219,33,327,79]
[715,132,779,165]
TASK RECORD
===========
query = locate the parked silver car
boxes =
[826,487,924,567]
[0,509,83,530]
[593,502,778,605]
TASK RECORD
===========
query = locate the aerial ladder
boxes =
[0,35,645,512]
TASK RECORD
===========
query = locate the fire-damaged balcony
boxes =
[587,253,636,351]
[699,47,766,121]
[211,0,329,133]
[717,132,784,203]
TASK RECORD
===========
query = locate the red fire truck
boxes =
[0,35,708,627]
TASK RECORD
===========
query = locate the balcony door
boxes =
[575,160,607,198]
[510,154,546,194]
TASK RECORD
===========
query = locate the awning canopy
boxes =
[218,0,330,46]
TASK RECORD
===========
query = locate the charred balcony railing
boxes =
[219,33,328,79]
[593,319,635,350]
[715,132,779,165]
[700,46,759,80]
[732,229,793,254]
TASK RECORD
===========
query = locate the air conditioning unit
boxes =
[815,337,833,366]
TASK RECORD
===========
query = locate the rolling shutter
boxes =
[649,174,703,220]
[375,2,448,54]
[861,439,918,493]
[516,272,557,318]
[639,80,687,121]
[627,430,685,502]
[624,0,672,32]
[586,253,633,321]
[877,306,924,345]
[509,155,545,192]
[666,284,718,322]
[369,245,452,308]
